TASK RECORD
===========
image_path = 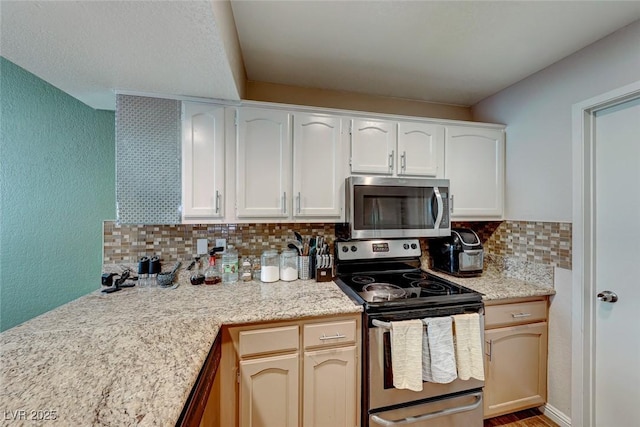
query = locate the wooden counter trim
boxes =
[177,332,222,427]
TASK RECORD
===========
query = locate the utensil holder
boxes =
[298,256,310,280]
[315,267,333,282]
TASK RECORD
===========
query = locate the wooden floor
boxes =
[484,408,559,427]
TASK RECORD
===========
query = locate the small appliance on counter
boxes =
[429,228,484,276]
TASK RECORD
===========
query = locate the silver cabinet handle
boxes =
[400,151,406,171]
[319,333,347,341]
[297,192,301,214]
[370,392,482,426]
[597,290,618,303]
[214,190,220,214]
[511,312,532,318]
[486,339,492,362]
[389,151,394,172]
[283,192,287,214]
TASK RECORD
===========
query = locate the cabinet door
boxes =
[484,322,548,418]
[350,119,397,175]
[236,108,292,218]
[240,353,299,427]
[397,122,444,177]
[182,103,225,218]
[303,346,357,427]
[445,126,504,219]
[293,113,342,218]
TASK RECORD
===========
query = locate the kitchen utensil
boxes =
[287,240,303,255]
[294,231,303,243]
[158,261,181,287]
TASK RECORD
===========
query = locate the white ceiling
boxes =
[2,1,639,111]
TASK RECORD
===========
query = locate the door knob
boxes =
[597,290,618,303]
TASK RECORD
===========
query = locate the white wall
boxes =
[473,20,640,222]
[545,267,573,426]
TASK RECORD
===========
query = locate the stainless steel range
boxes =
[334,238,485,427]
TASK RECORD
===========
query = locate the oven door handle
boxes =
[372,319,393,330]
[370,392,482,426]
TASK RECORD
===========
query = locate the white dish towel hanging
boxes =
[422,317,457,383]
[390,319,424,391]
[452,313,485,381]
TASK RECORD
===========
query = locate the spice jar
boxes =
[260,250,279,282]
[240,258,253,282]
[280,249,298,281]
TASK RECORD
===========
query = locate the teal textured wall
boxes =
[0,57,115,331]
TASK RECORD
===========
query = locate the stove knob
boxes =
[411,243,418,249]
[341,246,349,253]
[403,243,409,250]
[350,245,358,252]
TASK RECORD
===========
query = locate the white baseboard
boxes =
[540,404,571,427]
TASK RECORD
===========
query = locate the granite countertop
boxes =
[0,271,362,426]
[425,254,556,301]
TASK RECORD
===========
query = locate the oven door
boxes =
[346,176,450,239]
[369,390,483,427]
[368,314,484,410]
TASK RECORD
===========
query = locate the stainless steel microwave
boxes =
[345,176,451,239]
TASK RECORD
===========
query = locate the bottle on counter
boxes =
[204,249,221,285]
[260,249,279,282]
[240,257,253,282]
[280,249,298,281]
[222,246,239,284]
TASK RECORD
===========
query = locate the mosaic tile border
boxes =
[103,222,336,264]
[103,220,572,270]
[451,220,572,270]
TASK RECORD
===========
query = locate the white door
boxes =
[236,108,291,218]
[593,97,640,426]
[350,119,396,175]
[397,122,444,177]
[293,113,342,218]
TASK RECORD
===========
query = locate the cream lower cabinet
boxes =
[483,297,548,419]
[215,315,361,427]
[303,346,357,427]
[240,353,299,427]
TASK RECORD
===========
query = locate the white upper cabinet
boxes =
[444,126,505,219]
[236,107,292,218]
[182,102,225,219]
[350,119,397,174]
[350,119,443,177]
[397,122,444,177]
[293,113,343,218]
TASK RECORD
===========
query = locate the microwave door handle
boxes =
[370,392,482,426]
[433,187,443,229]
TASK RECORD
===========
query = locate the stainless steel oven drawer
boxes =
[369,391,483,427]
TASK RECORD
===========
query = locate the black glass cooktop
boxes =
[336,269,482,310]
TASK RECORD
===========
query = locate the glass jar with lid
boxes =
[260,249,279,282]
[280,249,298,281]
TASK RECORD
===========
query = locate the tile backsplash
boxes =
[103,222,335,264]
[451,220,572,269]
[103,220,572,270]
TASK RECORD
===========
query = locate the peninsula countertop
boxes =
[0,277,362,426]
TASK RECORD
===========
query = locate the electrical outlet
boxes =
[215,238,227,252]
[197,239,208,255]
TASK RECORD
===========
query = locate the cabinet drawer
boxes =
[239,325,299,357]
[304,319,357,349]
[485,300,547,329]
